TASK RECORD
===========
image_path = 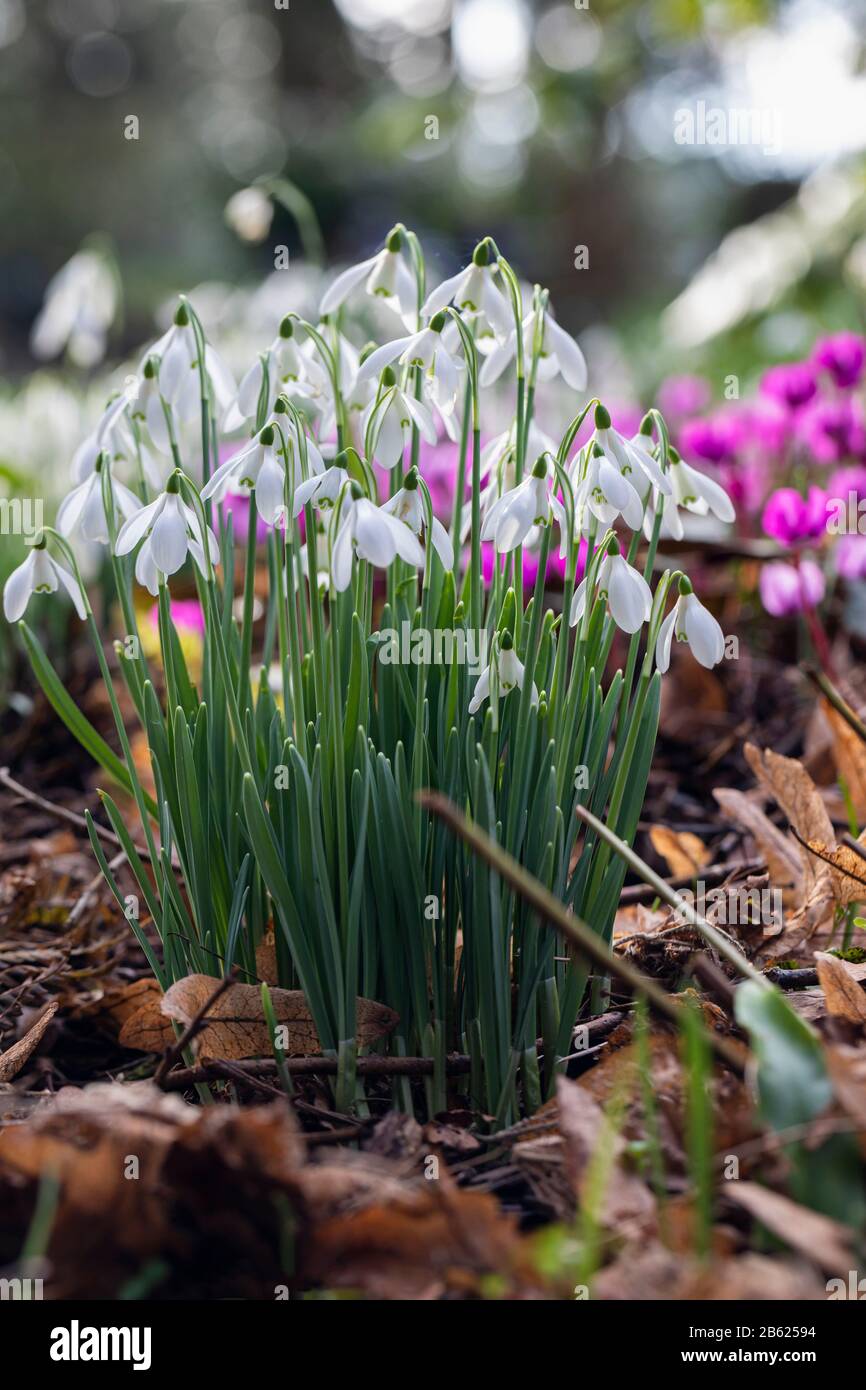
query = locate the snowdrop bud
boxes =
[531,455,548,479]
[595,404,612,430]
[428,311,448,333]
[500,630,515,652]
[380,365,397,388]
[260,425,276,446]
[173,303,189,328]
[358,342,378,366]
[349,480,364,501]
[402,467,419,490]
[639,414,654,436]
[143,356,157,381]
[472,238,497,267]
[386,226,404,253]
[165,471,181,495]
[273,397,288,415]
[279,316,294,340]
[678,574,693,595]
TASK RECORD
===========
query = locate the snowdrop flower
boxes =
[224,186,273,244]
[143,303,236,433]
[481,456,553,553]
[30,245,117,368]
[468,631,537,715]
[356,311,462,420]
[320,227,417,323]
[363,366,437,468]
[593,408,672,499]
[656,578,725,671]
[570,543,651,634]
[421,239,511,341]
[57,455,142,545]
[202,424,294,525]
[331,484,425,593]
[647,448,736,541]
[480,307,587,391]
[292,464,348,518]
[380,468,454,569]
[3,538,86,623]
[71,390,134,482]
[574,444,645,532]
[224,318,328,433]
[115,475,219,595]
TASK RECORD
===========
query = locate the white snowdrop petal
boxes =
[3,552,38,622]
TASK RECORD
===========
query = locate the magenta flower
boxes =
[836,535,866,581]
[679,414,742,466]
[797,398,866,464]
[149,598,206,635]
[761,486,829,545]
[481,540,573,588]
[759,362,817,413]
[812,332,866,391]
[657,375,711,421]
[759,559,824,617]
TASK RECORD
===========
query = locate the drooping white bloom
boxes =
[656,583,726,671]
[480,458,553,553]
[356,314,463,420]
[330,488,425,592]
[224,186,273,243]
[115,480,219,594]
[30,246,118,368]
[362,369,437,469]
[142,306,236,435]
[468,633,537,715]
[71,390,135,483]
[422,243,511,341]
[201,425,288,525]
[594,416,672,500]
[292,465,348,517]
[3,543,86,623]
[570,549,652,634]
[56,463,142,545]
[380,472,454,570]
[320,229,417,323]
[573,445,645,532]
[223,319,328,433]
[480,308,587,391]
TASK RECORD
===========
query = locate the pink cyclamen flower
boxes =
[759,362,817,413]
[149,598,206,635]
[836,535,866,581]
[759,559,825,617]
[761,486,829,545]
[796,398,866,464]
[678,414,742,466]
[812,332,866,391]
[657,375,711,421]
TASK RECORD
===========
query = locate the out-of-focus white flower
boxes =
[115,478,219,594]
[656,581,725,671]
[320,228,417,323]
[224,186,274,244]
[381,470,454,570]
[30,246,118,368]
[422,240,511,341]
[57,459,142,545]
[71,390,134,482]
[480,307,587,391]
[3,541,86,622]
[480,457,552,553]
[362,367,437,469]
[468,632,537,714]
[292,465,348,517]
[331,487,425,592]
[570,547,651,633]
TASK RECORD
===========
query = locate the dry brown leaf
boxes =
[160,973,398,1058]
[814,952,866,1023]
[712,787,802,889]
[117,992,176,1052]
[806,840,866,906]
[0,1002,58,1082]
[826,1044,866,1133]
[255,929,278,986]
[725,1181,854,1274]
[648,825,710,878]
[822,699,866,822]
[556,1077,656,1232]
[744,743,836,851]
